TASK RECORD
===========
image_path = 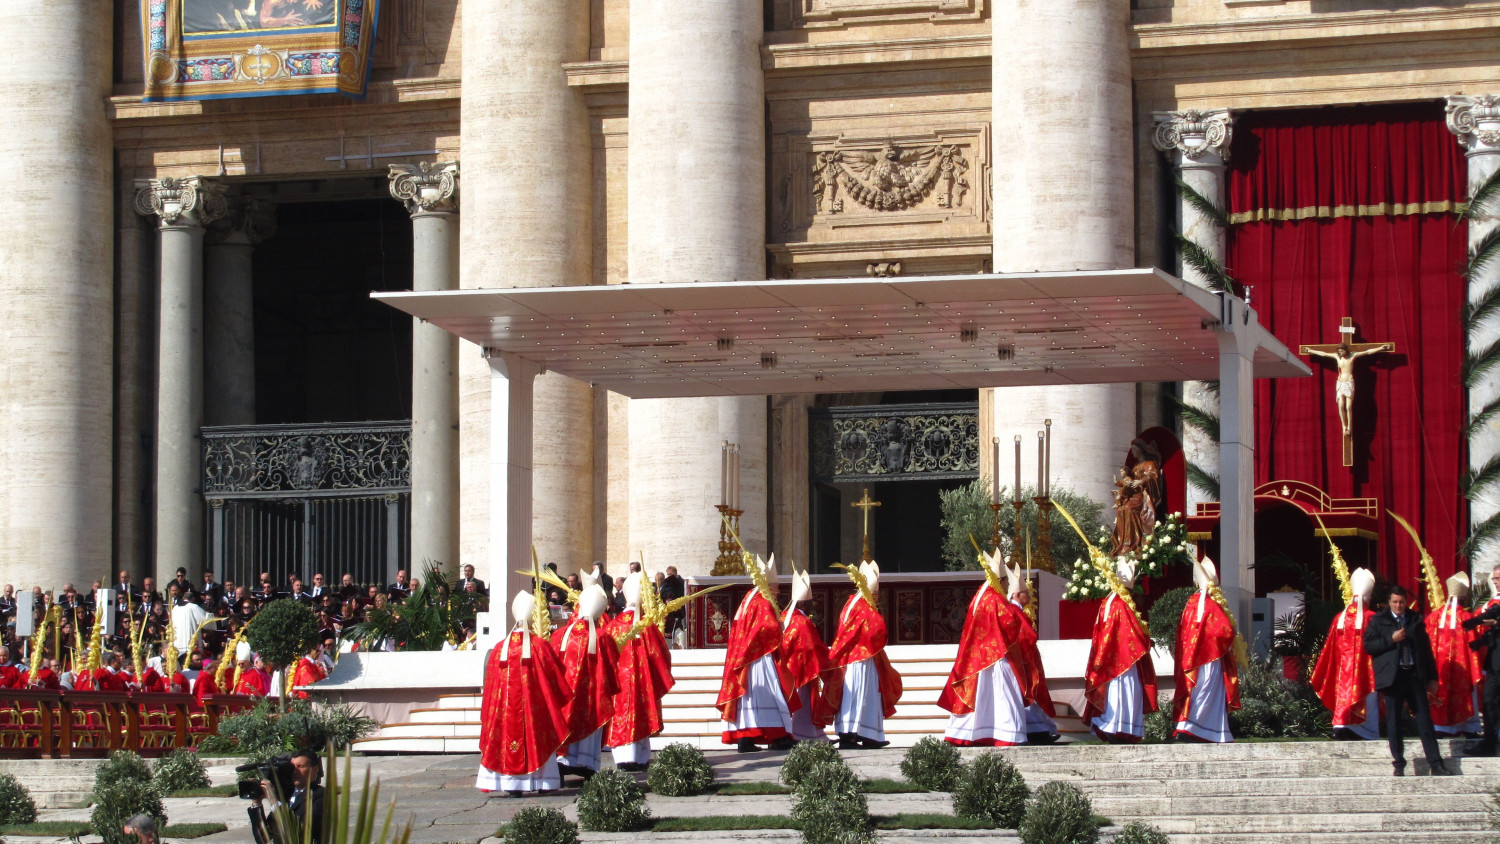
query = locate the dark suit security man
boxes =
[1462,567,1500,756]
[1364,585,1450,776]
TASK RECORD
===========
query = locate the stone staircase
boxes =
[5,758,101,808]
[353,644,1094,753]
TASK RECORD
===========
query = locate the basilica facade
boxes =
[0,0,1492,596]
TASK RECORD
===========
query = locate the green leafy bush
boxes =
[1229,658,1331,739]
[576,768,649,832]
[791,756,874,844]
[1143,693,1174,744]
[940,480,1103,579]
[501,807,579,844]
[1018,782,1097,844]
[900,736,964,792]
[0,772,37,824]
[1113,821,1171,844]
[1146,586,1195,651]
[201,697,378,761]
[90,779,166,844]
[951,751,1029,828]
[95,750,153,792]
[779,739,841,789]
[244,599,320,703]
[647,743,716,797]
[152,749,210,794]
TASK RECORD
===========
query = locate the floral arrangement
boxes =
[1063,512,1192,600]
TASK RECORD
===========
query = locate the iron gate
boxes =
[201,421,412,589]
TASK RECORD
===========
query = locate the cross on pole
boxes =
[852,487,881,563]
[1298,317,1394,468]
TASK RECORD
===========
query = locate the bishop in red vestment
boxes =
[816,559,902,749]
[477,590,570,794]
[0,648,20,689]
[290,648,328,700]
[1084,558,1158,743]
[1429,573,1482,735]
[717,553,795,752]
[941,550,1028,746]
[1311,567,1380,739]
[1005,571,1059,743]
[779,568,830,742]
[606,572,676,769]
[1172,557,1242,743]
[552,585,619,778]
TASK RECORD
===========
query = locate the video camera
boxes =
[236,756,296,801]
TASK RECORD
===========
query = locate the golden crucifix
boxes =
[1299,317,1394,468]
[852,487,881,563]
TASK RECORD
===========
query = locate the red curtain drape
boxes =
[1226,104,1468,591]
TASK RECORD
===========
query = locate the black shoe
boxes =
[859,738,891,749]
[1463,741,1497,757]
[557,763,583,778]
[736,739,760,754]
[617,761,648,771]
[768,736,796,751]
[1393,762,1406,777]
[1430,760,1453,776]
[1026,731,1060,746]
[507,790,524,797]
[837,735,861,750]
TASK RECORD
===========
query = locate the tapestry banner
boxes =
[140,0,381,102]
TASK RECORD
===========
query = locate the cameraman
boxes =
[248,751,325,844]
[1465,567,1500,756]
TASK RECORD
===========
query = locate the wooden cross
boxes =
[1298,317,1394,468]
[852,487,881,563]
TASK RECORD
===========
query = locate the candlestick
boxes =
[991,438,1000,504]
[1043,419,1052,499]
[1013,435,1022,504]
[731,444,740,511]
[721,441,729,507]
[1036,432,1044,496]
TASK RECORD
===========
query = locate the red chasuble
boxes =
[479,629,571,776]
[94,669,128,693]
[716,590,792,722]
[170,672,191,694]
[290,657,327,700]
[233,669,269,697]
[139,668,167,693]
[1171,592,1242,723]
[192,671,219,703]
[551,618,620,746]
[1311,601,1377,725]
[938,585,1014,716]
[1083,594,1159,721]
[779,608,830,711]
[0,664,19,689]
[1427,600,1482,727]
[24,668,60,690]
[1006,599,1057,718]
[814,595,903,725]
[604,610,676,748]
[72,668,95,691]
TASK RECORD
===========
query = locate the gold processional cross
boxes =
[1298,317,1394,468]
[852,487,881,563]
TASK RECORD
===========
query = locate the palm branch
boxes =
[1463,166,1500,221]
[1167,392,1221,441]
[1471,396,1500,438]
[1464,336,1500,388]
[1173,232,1239,294]
[1463,226,1500,282]
[1464,452,1500,500]
[1175,176,1230,228]
[1185,461,1221,500]
[1464,282,1500,341]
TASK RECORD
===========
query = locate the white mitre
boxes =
[623,572,644,611]
[1194,556,1219,590]
[788,568,812,612]
[235,640,252,663]
[1446,572,1471,602]
[1349,567,1376,601]
[580,564,602,590]
[859,559,881,594]
[578,584,609,621]
[511,590,535,627]
[1003,557,1025,599]
[1115,557,1138,589]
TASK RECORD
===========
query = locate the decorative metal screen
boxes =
[202,421,411,587]
[810,402,979,483]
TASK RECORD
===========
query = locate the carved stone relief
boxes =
[784,0,985,30]
[812,142,970,214]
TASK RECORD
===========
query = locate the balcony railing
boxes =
[810,401,979,484]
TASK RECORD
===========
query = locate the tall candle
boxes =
[991,438,1000,503]
[731,444,740,511]
[721,441,729,507]
[1043,419,1052,498]
[1037,432,1045,497]
[1013,435,1022,504]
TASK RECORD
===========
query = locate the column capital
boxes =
[389,161,459,217]
[207,195,277,247]
[1152,109,1234,167]
[133,175,228,229]
[1447,95,1500,155]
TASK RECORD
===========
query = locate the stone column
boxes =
[1153,109,1234,513]
[628,0,768,575]
[136,177,228,584]
[460,0,593,586]
[989,0,1136,510]
[0,1,113,590]
[1448,96,1500,575]
[390,162,461,572]
[204,197,275,427]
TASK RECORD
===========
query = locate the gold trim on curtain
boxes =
[1227,200,1466,225]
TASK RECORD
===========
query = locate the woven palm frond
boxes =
[1175,176,1230,228]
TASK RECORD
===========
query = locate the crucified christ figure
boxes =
[1303,342,1392,436]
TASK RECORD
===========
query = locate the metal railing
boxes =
[809,401,980,483]
[201,421,411,587]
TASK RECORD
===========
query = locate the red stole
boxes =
[1427,599,1482,726]
[716,591,791,722]
[1006,599,1056,717]
[938,585,1014,716]
[478,628,570,776]
[1171,591,1242,723]
[1083,593,1159,720]
[1311,600,1377,724]
[814,595,902,725]
[551,618,620,745]
[779,608,830,712]
[604,611,675,747]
